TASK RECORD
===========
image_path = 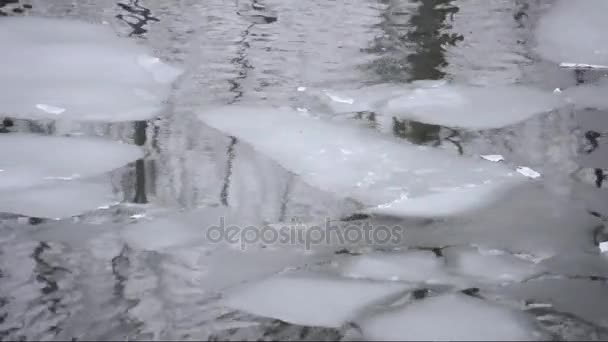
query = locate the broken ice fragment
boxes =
[480,154,505,162]
[560,62,608,70]
[36,103,66,115]
[323,90,354,104]
[600,241,608,253]
[516,166,541,179]
[297,86,307,92]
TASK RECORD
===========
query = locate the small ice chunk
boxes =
[553,88,562,93]
[297,86,307,92]
[516,166,541,179]
[0,134,142,190]
[480,154,505,162]
[560,62,608,70]
[600,241,608,253]
[324,91,354,104]
[222,272,412,328]
[359,293,544,341]
[36,103,66,115]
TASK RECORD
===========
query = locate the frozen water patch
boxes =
[222,272,413,328]
[443,246,544,284]
[0,17,182,122]
[481,154,505,162]
[0,180,119,219]
[516,166,542,179]
[379,84,563,130]
[535,0,608,66]
[313,84,405,114]
[0,134,141,190]
[358,293,545,341]
[198,106,525,218]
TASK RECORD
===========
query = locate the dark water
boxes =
[1,0,607,340]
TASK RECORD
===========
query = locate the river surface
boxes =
[1,0,607,340]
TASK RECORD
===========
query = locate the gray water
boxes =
[1,0,607,340]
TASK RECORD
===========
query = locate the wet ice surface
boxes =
[199,105,526,217]
[0,17,182,122]
[1,0,608,340]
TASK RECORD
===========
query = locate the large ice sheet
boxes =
[0,180,119,219]
[379,84,562,129]
[0,17,182,122]
[222,272,413,328]
[359,293,545,341]
[198,106,526,218]
[535,0,608,66]
[564,80,608,110]
[0,133,141,190]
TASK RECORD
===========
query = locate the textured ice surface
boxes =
[0,180,118,218]
[443,246,543,284]
[359,293,544,341]
[222,272,412,328]
[0,17,182,122]
[0,134,141,190]
[379,84,562,129]
[535,0,608,66]
[198,106,525,218]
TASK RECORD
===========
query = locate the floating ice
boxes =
[516,166,541,179]
[222,272,412,328]
[198,106,525,218]
[0,180,119,219]
[0,17,182,122]
[338,250,466,286]
[480,154,505,162]
[535,0,608,66]
[600,242,608,253]
[359,293,544,341]
[442,246,543,284]
[563,80,608,110]
[379,84,562,130]
[297,86,307,92]
[0,134,142,190]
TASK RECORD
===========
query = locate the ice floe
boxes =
[442,246,543,284]
[337,250,465,286]
[222,272,413,328]
[198,106,526,218]
[535,0,608,66]
[358,293,545,341]
[379,84,562,130]
[563,80,608,110]
[312,82,562,129]
[0,17,182,122]
[0,180,119,219]
[0,133,141,190]
[515,166,542,179]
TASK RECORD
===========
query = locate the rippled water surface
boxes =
[1,0,608,340]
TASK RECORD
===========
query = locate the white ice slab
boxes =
[535,0,608,66]
[222,272,412,328]
[0,134,142,190]
[0,180,119,219]
[0,17,182,122]
[314,84,405,113]
[359,293,544,341]
[379,84,563,129]
[443,246,543,284]
[198,106,526,218]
